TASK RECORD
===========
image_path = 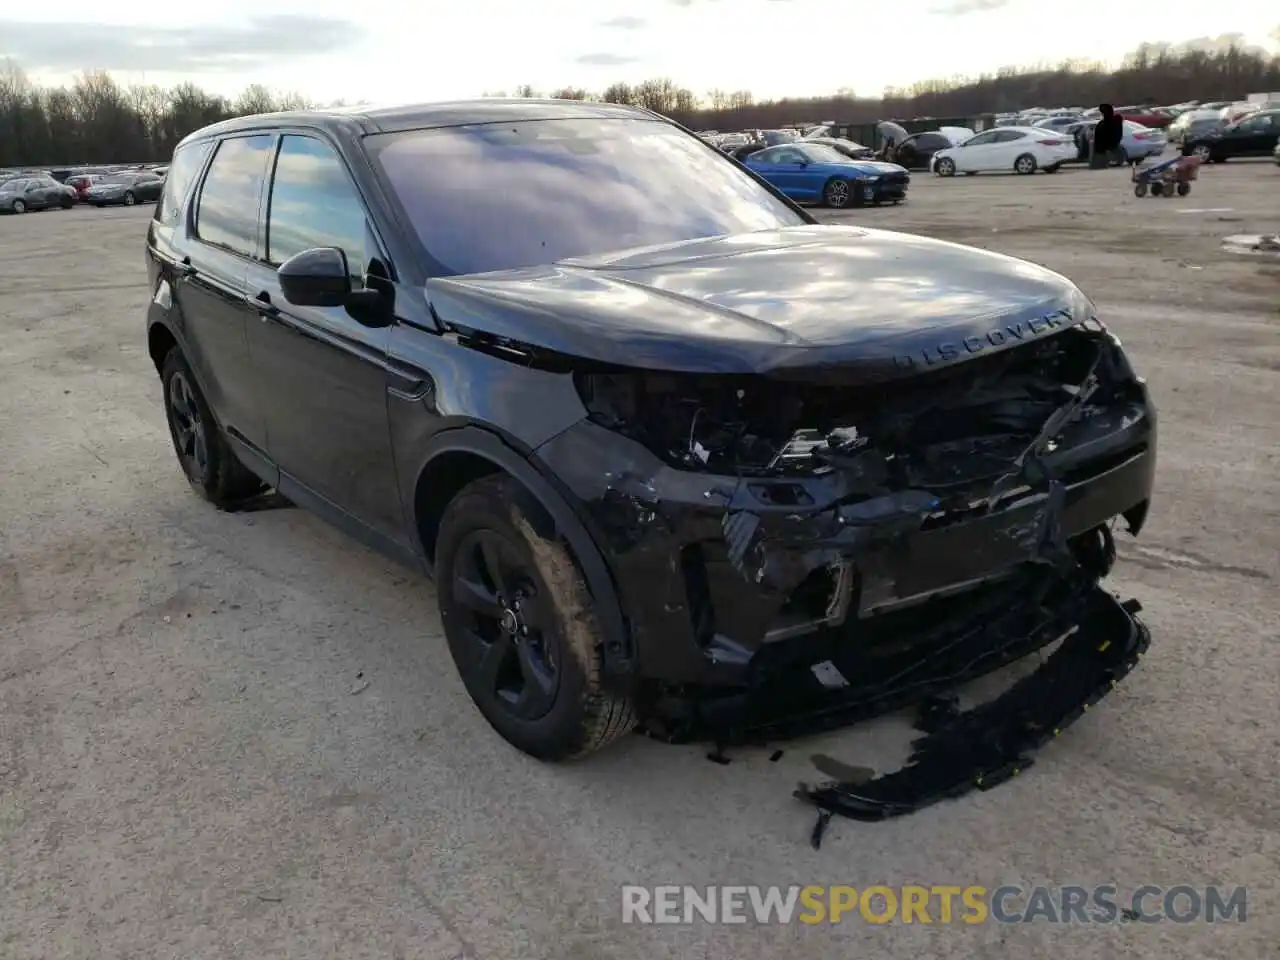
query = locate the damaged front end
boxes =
[533,319,1155,814]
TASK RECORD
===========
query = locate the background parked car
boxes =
[84,171,165,207]
[1032,115,1082,132]
[0,176,75,213]
[890,131,952,170]
[1274,141,1280,166]
[799,135,875,159]
[1117,106,1175,128]
[1063,120,1167,164]
[65,174,102,202]
[744,142,908,207]
[1166,108,1226,148]
[932,126,1076,176]
[1183,109,1280,162]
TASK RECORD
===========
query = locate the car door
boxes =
[1245,114,1279,155]
[748,148,796,196]
[894,136,920,168]
[952,130,1000,171]
[175,133,275,461]
[243,132,406,544]
[993,130,1030,169]
[24,179,51,209]
[772,147,814,198]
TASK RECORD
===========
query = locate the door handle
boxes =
[177,256,197,278]
[253,290,280,320]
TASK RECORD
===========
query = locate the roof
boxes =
[177,98,657,149]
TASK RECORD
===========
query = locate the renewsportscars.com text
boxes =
[621,884,1247,925]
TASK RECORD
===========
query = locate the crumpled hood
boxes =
[427,225,1093,382]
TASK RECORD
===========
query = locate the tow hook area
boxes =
[797,590,1148,846]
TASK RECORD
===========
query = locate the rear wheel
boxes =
[10,199,25,214]
[935,157,956,177]
[1014,153,1037,175]
[1134,183,1149,197]
[123,191,136,206]
[1176,181,1191,196]
[1191,143,1212,163]
[436,474,636,760]
[823,178,852,208]
[161,348,264,506]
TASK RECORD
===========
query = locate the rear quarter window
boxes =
[156,140,213,224]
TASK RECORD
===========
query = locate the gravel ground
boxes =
[2,160,1277,960]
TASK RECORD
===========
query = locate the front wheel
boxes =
[1134,183,1149,197]
[1176,181,1191,196]
[1014,153,1037,175]
[935,157,956,177]
[1191,143,1212,163]
[436,474,636,760]
[123,191,136,206]
[160,348,264,506]
[823,178,853,208]
[11,199,25,214]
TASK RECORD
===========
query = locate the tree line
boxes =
[2,40,1278,168]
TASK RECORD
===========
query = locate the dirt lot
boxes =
[2,161,1278,960]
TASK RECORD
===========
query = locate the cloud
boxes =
[575,53,639,66]
[0,16,365,74]
[928,0,1009,14]
[600,16,647,29]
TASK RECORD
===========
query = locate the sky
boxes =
[2,1,1278,104]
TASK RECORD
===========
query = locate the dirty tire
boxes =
[436,473,636,760]
[822,178,852,208]
[160,347,264,507]
[1014,153,1037,175]
[935,157,956,177]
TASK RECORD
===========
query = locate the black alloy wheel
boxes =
[451,528,561,722]
[167,369,209,482]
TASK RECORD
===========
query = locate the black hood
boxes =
[427,226,1094,383]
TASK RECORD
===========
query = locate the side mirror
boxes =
[278,247,351,308]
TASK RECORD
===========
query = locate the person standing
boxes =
[1090,104,1124,168]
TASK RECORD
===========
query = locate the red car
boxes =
[1117,107,1174,129]
[65,175,101,202]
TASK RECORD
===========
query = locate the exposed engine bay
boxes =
[574,324,1133,485]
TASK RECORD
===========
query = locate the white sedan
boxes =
[931,126,1078,177]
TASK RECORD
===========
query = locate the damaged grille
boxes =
[575,326,1133,498]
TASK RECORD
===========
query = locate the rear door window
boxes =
[193,134,274,258]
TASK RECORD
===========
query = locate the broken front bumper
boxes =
[532,386,1154,691]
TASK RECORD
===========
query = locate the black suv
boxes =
[146,101,1155,773]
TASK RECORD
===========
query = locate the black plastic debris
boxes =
[795,587,1149,822]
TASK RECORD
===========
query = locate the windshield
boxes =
[369,118,805,276]
[795,143,850,164]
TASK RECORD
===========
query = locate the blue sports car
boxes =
[744,142,909,208]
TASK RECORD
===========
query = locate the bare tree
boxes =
[1,44,1277,168]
